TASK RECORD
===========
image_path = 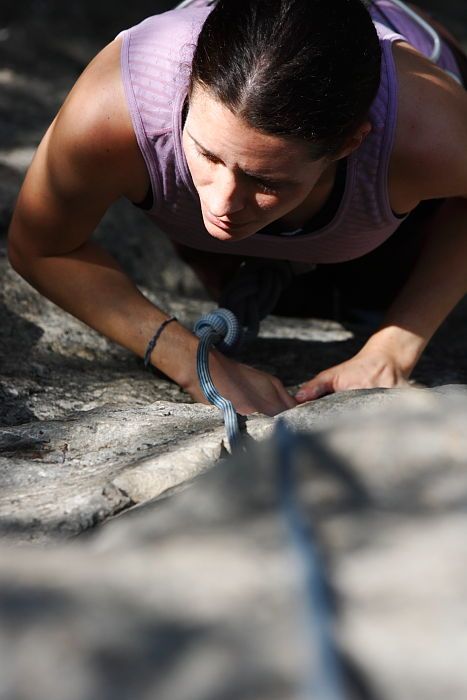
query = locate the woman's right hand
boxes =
[186,349,297,417]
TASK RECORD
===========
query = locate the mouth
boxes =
[204,212,252,232]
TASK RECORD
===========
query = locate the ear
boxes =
[332,121,372,160]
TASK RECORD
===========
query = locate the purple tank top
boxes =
[120,1,462,264]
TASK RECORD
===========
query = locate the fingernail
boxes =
[295,391,307,402]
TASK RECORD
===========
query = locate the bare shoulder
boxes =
[8,36,154,265]
[9,37,150,258]
[389,41,467,213]
[47,36,149,204]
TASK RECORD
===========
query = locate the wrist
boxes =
[178,346,229,403]
[360,324,427,377]
[145,319,199,390]
[143,316,178,368]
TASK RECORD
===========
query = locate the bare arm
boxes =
[297,198,467,401]
[8,39,295,415]
[8,39,200,390]
[297,43,467,401]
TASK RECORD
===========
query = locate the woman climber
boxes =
[7,0,467,416]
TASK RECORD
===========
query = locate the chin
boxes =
[204,219,258,242]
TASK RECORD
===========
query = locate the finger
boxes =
[279,386,298,410]
[295,377,334,402]
[265,382,296,415]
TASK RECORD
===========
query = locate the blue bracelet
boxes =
[143,316,177,369]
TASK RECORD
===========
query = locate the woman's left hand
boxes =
[294,347,411,402]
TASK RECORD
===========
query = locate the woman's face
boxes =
[183,85,331,242]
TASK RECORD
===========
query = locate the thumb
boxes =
[295,376,333,402]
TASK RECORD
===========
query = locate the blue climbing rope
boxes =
[194,308,245,451]
[275,420,348,700]
[194,261,295,449]
[193,301,348,696]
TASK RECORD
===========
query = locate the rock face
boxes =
[0,401,227,541]
[0,388,466,700]
[1,2,467,699]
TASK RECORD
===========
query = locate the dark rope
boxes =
[220,259,294,342]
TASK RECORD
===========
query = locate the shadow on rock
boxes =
[0,302,44,352]
[240,334,366,386]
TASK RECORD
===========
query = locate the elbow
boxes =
[7,236,19,271]
[7,225,34,280]
[7,234,24,275]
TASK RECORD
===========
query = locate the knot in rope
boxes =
[193,261,297,450]
[194,308,245,451]
[193,308,242,355]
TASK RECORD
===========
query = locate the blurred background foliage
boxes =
[1,0,465,47]
[1,1,175,42]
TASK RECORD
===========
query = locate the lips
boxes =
[204,211,251,231]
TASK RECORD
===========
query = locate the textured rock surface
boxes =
[1,3,467,699]
[0,388,466,700]
[0,401,228,542]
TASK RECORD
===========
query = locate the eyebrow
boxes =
[186,130,300,185]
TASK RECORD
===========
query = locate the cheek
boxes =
[254,194,282,212]
[183,137,205,184]
[254,189,301,213]
[185,151,201,181]
[188,157,214,190]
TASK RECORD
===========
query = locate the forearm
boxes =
[8,238,199,388]
[8,237,297,415]
[362,198,467,375]
[296,199,467,401]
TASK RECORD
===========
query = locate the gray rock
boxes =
[0,401,228,542]
[0,388,466,699]
[0,5,466,698]
[1,1,467,543]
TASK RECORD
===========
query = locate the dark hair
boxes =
[190,0,381,159]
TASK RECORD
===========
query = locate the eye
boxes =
[254,178,281,194]
[199,150,220,164]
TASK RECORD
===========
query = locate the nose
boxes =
[207,168,245,219]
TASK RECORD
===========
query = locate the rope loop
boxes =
[193,308,242,355]
[194,308,245,451]
[193,260,294,449]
